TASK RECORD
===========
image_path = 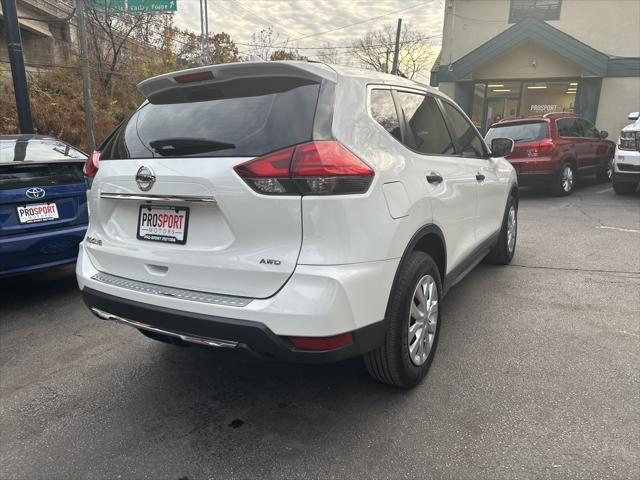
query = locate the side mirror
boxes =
[628,112,640,121]
[599,130,609,139]
[490,137,514,158]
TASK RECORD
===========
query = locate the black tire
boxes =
[551,162,576,196]
[596,156,613,182]
[364,251,442,388]
[486,195,517,265]
[612,180,638,195]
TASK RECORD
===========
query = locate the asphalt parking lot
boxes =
[1,179,639,480]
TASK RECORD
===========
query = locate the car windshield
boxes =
[485,122,548,143]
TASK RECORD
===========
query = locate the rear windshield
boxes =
[0,163,84,189]
[0,138,85,162]
[485,122,548,143]
[100,76,321,159]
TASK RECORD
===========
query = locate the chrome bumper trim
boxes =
[91,272,252,307]
[100,193,216,203]
[91,307,239,348]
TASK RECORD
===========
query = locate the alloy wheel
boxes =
[407,275,438,366]
[561,165,574,192]
[507,205,517,254]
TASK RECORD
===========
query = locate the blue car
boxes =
[0,135,88,277]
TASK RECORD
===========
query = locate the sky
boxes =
[173,0,445,82]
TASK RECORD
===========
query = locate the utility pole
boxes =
[204,0,209,61]
[391,18,402,76]
[75,0,95,152]
[1,0,34,133]
[199,0,206,64]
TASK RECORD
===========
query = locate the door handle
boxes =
[476,173,485,182]
[426,172,443,184]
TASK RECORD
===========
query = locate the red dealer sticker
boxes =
[137,205,189,245]
[16,203,59,224]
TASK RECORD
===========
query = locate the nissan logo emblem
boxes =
[25,187,46,200]
[135,166,155,192]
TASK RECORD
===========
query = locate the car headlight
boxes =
[619,131,639,151]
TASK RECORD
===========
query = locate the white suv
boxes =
[77,62,518,387]
[612,112,640,195]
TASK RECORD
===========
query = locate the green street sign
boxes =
[127,0,177,12]
[88,0,126,11]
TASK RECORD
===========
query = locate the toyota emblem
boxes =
[135,166,155,192]
[25,187,46,200]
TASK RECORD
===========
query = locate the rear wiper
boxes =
[148,138,235,156]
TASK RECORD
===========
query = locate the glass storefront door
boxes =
[471,79,580,134]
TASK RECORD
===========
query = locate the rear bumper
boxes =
[0,224,86,277]
[82,287,386,363]
[76,244,398,361]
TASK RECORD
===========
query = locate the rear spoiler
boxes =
[137,61,336,102]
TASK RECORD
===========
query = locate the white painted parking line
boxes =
[596,187,613,194]
[599,225,640,233]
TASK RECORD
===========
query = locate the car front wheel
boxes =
[486,194,517,265]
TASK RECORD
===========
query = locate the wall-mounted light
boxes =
[527,86,547,89]
[569,82,578,86]
[488,84,504,88]
[492,89,511,92]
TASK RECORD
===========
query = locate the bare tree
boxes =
[247,26,281,61]
[85,1,154,89]
[315,43,339,64]
[350,23,437,79]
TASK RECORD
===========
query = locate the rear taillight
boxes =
[84,150,100,177]
[619,131,639,151]
[234,141,374,196]
[526,139,554,158]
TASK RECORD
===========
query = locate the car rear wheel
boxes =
[486,195,517,265]
[612,180,638,195]
[364,251,441,388]
[552,162,575,196]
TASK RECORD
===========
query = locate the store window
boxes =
[509,0,562,23]
[471,84,486,130]
[521,81,577,116]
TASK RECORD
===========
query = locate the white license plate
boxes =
[137,205,189,245]
[16,203,59,224]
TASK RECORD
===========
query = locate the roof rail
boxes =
[543,112,577,118]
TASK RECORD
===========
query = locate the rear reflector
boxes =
[173,71,214,84]
[289,333,353,351]
[234,141,374,196]
[84,150,100,177]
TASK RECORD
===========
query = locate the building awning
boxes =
[431,17,640,85]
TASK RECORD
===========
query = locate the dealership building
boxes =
[430,0,640,136]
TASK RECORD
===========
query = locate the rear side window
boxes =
[556,117,579,137]
[395,92,455,155]
[0,139,85,162]
[441,102,487,157]
[370,90,401,141]
[485,122,548,143]
[100,77,321,159]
